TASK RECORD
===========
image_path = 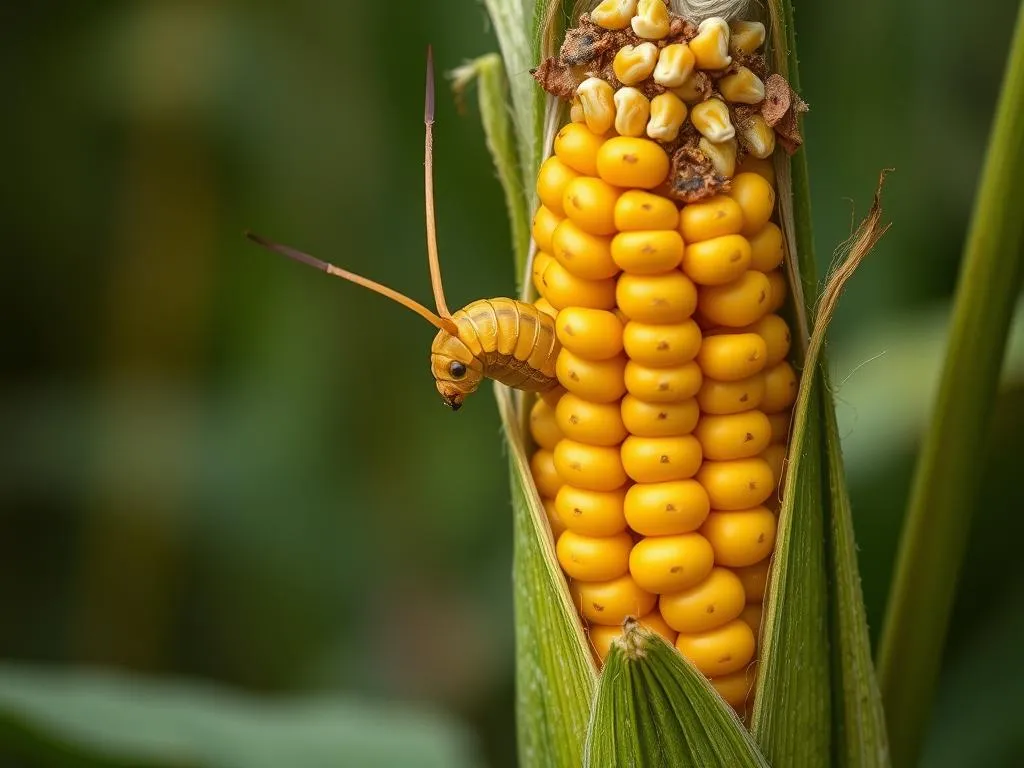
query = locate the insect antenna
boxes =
[423,45,452,320]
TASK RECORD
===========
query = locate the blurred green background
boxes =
[2,1,1022,766]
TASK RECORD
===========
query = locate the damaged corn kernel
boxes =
[718,67,766,105]
[739,114,777,159]
[728,20,765,54]
[689,17,732,70]
[590,0,639,30]
[647,92,688,142]
[690,98,735,143]
[576,77,616,136]
[653,43,696,88]
[613,43,659,85]
[613,87,651,137]
[698,137,738,178]
[631,0,670,40]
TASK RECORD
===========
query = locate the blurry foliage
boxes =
[0,1,1021,766]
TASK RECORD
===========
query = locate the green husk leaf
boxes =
[585,622,770,768]
[497,384,598,768]
[877,5,1024,766]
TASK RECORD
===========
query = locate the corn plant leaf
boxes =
[585,622,770,768]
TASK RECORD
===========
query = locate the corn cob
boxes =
[528,1,802,715]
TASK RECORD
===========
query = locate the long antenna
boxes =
[245,231,459,336]
[424,45,451,319]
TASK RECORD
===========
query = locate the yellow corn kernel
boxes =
[701,507,778,567]
[761,361,798,413]
[557,529,633,581]
[612,87,651,138]
[562,176,620,236]
[718,67,766,105]
[616,271,698,323]
[551,219,618,281]
[729,20,766,54]
[653,43,696,88]
[590,0,639,30]
[625,360,703,403]
[554,122,606,176]
[690,99,735,145]
[534,297,558,318]
[740,114,777,159]
[530,396,563,450]
[556,485,628,536]
[660,567,746,633]
[530,449,564,497]
[555,307,624,360]
[572,574,657,626]
[556,393,628,446]
[766,268,788,312]
[543,497,567,539]
[681,234,752,286]
[541,260,618,310]
[532,251,553,297]
[675,619,755,676]
[744,313,790,367]
[622,319,702,367]
[554,439,628,492]
[613,43,659,85]
[689,17,732,70]
[576,77,616,136]
[621,395,700,437]
[679,195,743,242]
[556,349,628,402]
[536,156,580,215]
[737,154,775,185]
[729,172,776,235]
[697,457,774,510]
[621,434,703,483]
[570,96,585,124]
[596,136,670,190]
[672,71,708,103]
[734,558,770,602]
[699,137,738,179]
[740,602,763,636]
[694,410,772,461]
[624,479,711,536]
[647,92,688,142]
[768,410,791,444]
[589,610,677,660]
[695,332,768,381]
[631,0,670,40]
[711,665,757,709]
[532,205,562,254]
[698,270,772,327]
[696,373,766,415]
[747,222,784,272]
[611,230,684,274]
[615,190,679,231]
[761,443,787,490]
[629,533,715,593]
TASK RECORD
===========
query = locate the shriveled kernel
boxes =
[613,43,659,85]
[679,195,743,242]
[556,485,628,536]
[621,395,700,437]
[653,43,696,88]
[625,360,703,403]
[681,234,752,286]
[590,0,639,30]
[689,16,732,70]
[534,297,558,318]
[761,443,787,490]
[576,77,616,136]
[747,222,784,272]
[767,410,791,444]
[761,361,798,413]
[647,92,688,142]
[734,558,771,602]
[765,268,788,312]
[541,260,618,310]
[698,137,738,178]
[690,98,734,143]
[629,533,715,593]
[571,574,657,626]
[551,219,618,280]
[729,172,776,235]
[589,610,677,660]
[530,449,563,497]
[736,155,775,185]
[596,137,670,190]
[611,230,684,274]
[696,457,775,510]
[616,271,697,323]
[672,71,709,103]
[695,410,772,461]
[729,20,766,54]
[543,498,567,538]
[624,479,711,536]
[698,270,772,327]
[615,190,679,231]
[621,434,703,483]
[532,206,562,254]
[532,251,553,297]
[718,67,766,104]
[744,312,790,366]
[562,176,620,235]
[701,507,778,567]
[697,373,766,415]
[659,567,746,633]
[739,114,777,159]
[695,332,768,381]
[536,156,579,215]
[530,396,563,450]
[556,393,629,446]
[712,665,758,709]
[631,0,670,40]
[554,439,628,492]
[556,307,624,360]
[556,349,628,402]
[675,619,755,677]
[570,96,585,124]
[622,319,702,367]
[613,87,651,137]
[557,529,633,581]
[554,122,606,176]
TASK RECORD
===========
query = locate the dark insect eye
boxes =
[449,361,467,379]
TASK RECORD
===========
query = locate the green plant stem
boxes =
[877,5,1024,766]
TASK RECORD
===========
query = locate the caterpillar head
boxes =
[431,328,483,411]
